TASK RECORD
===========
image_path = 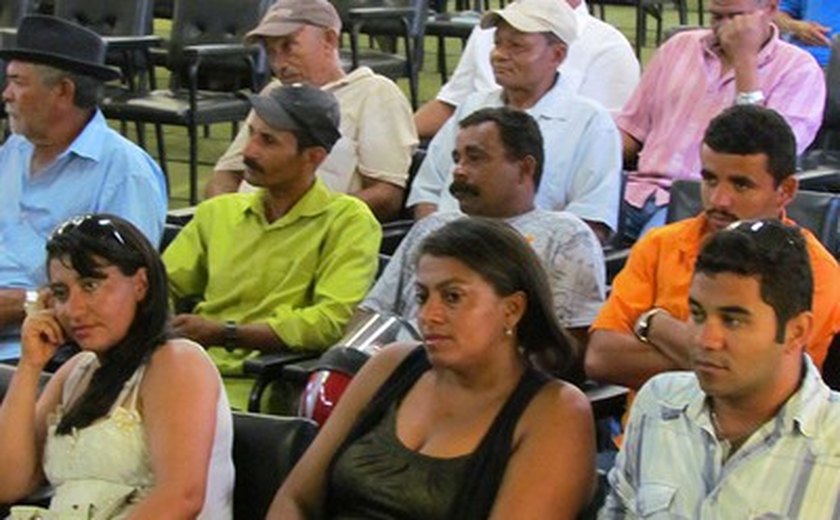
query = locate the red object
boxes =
[299,369,354,426]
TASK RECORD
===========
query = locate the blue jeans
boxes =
[622,195,667,243]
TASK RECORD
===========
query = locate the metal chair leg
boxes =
[189,124,199,205]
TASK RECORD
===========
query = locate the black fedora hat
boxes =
[0,15,120,81]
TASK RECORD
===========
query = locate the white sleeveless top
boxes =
[43,350,234,519]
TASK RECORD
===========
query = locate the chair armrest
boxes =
[796,168,840,193]
[182,43,261,60]
[348,6,415,20]
[243,351,321,412]
[181,43,263,101]
[583,381,629,421]
[102,35,164,52]
[604,247,631,285]
[243,351,321,379]
[166,207,196,227]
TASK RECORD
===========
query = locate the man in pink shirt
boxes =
[619,0,824,241]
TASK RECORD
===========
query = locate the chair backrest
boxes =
[823,35,840,133]
[165,0,271,89]
[332,0,428,40]
[232,412,318,520]
[788,190,840,258]
[822,333,840,391]
[664,180,701,223]
[169,0,270,61]
[0,0,31,28]
[152,0,172,19]
[666,180,840,257]
[380,219,414,255]
[53,0,154,36]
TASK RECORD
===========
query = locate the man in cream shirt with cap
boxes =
[406,0,621,244]
[206,0,417,222]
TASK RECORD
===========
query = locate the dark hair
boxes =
[416,217,580,382]
[702,105,796,186]
[694,219,813,342]
[458,106,545,189]
[46,214,170,435]
[35,64,103,110]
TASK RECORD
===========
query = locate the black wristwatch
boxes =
[224,320,237,352]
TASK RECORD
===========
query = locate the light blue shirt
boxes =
[0,109,167,359]
[406,74,622,231]
[601,356,840,519]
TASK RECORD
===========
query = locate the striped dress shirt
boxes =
[617,26,825,209]
[601,356,840,519]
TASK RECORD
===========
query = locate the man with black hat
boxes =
[163,83,382,412]
[0,15,167,360]
[205,0,418,222]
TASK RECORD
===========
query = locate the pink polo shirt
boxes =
[618,27,825,208]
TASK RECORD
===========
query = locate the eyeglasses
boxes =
[50,215,126,246]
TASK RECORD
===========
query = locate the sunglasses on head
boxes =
[724,219,800,252]
[51,215,126,246]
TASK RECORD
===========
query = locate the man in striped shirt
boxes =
[618,0,825,242]
[600,219,840,518]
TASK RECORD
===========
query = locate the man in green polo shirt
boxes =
[163,84,382,410]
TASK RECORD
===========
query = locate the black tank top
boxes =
[327,346,550,520]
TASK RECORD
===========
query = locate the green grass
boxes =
[122,1,707,209]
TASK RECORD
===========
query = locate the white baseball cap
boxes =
[481,0,579,45]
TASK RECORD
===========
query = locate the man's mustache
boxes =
[449,180,479,198]
[243,157,263,174]
[705,208,738,222]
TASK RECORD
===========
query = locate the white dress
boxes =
[36,350,234,519]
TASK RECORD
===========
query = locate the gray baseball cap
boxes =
[245,0,342,44]
[247,83,341,151]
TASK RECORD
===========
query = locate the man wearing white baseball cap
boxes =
[407,0,622,244]
[415,0,639,139]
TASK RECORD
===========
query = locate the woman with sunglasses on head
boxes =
[0,214,234,519]
[270,217,596,520]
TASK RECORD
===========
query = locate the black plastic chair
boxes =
[152,0,172,19]
[0,0,32,28]
[53,0,152,36]
[101,0,272,205]
[231,412,317,520]
[590,0,688,56]
[802,35,840,168]
[332,0,428,109]
[822,334,840,391]
[425,7,479,83]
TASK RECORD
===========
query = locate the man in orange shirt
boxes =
[586,105,840,390]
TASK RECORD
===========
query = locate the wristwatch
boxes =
[224,320,237,352]
[23,290,40,315]
[735,90,765,105]
[634,308,665,344]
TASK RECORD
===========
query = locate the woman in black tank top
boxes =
[269,217,596,519]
